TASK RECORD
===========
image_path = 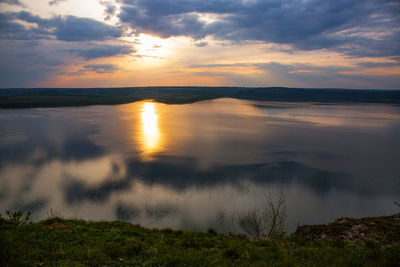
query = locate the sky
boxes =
[0,0,399,89]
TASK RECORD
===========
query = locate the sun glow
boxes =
[136,34,167,60]
[140,102,161,159]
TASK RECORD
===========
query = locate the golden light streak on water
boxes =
[140,102,161,160]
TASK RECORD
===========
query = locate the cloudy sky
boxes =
[0,0,399,88]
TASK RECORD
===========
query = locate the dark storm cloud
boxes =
[99,0,118,20]
[118,0,400,57]
[49,0,67,5]
[55,16,123,41]
[0,39,65,87]
[0,20,51,40]
[70,44,135,59]
[0,0,24,7]
[11,11,59,28]
[119,6,206,39]
[82,64,120,73]
[0,11,124,41]
[194,41,208,47]
[1,0,397,57]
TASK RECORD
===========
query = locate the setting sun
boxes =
[135,34,167,60]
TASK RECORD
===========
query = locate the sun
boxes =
[136,34,167,60]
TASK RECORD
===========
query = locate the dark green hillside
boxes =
[0,87,399,108]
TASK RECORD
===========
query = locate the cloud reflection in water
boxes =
[0,99,400,232]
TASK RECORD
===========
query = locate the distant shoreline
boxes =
[1,87,400,108]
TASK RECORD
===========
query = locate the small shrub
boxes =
[3,210,31,226]
[233,190,287,239]
[207,228,217,236]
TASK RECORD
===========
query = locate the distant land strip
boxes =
[0,87,400,108]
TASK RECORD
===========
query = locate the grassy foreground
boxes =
[1,216,399,266]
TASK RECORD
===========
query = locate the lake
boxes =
[0,98,399,232]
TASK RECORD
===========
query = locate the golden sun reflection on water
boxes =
[141,102,160,156]
[118,101,163,161]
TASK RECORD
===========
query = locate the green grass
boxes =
[1,216,399,266]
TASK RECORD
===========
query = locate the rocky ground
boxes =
[295,213,400,243]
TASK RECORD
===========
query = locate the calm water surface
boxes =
[0,98,399,231]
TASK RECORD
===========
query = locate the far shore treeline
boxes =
[1,87,400,108]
